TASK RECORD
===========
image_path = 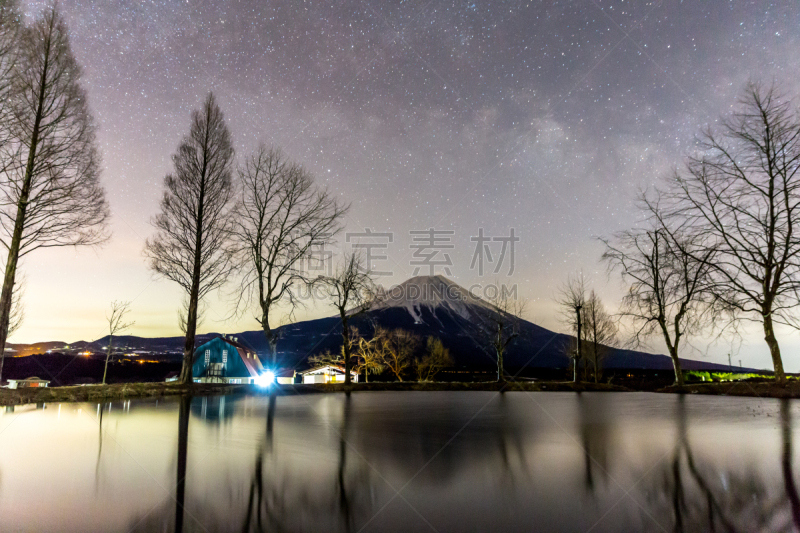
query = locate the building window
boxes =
[205,349,210,365]
[222,349,228,363]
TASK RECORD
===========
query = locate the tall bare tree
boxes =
[481,286,527,384]
[556,273,587,383]
[0,0,20,153]
[582,290,616,383]
[0,7,109,382]
[319,252,376,385]
[144,93,235,384]
[232,145,347,366]
[102,300,134,385]
[602,198,719,386]
[668,82,800,384]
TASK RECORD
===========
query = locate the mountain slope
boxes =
[272,275,735,372]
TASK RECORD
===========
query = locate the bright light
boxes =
[256,371,275,388]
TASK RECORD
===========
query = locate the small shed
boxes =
[7,377,50,389]
[299,365,358,384]
[192,336,264,384]
[274,368,296,385]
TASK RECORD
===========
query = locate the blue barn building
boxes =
[192,336,264,384]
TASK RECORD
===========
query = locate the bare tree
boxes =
[102,300,134,385]
[556,273,587,383]
[319,252,376,385]
[415,336,453,382]
[231,145,348,366]
[582,290,617,383]
[379,327,419,382]
[481,287,527,384]
[0,0,20,153]
[602,198,719,386]
[668,82,800,384]
[308,348,345,368]
[6,276,22,339]
[144,93,235,384]
[352,328,385,383]
[0,7,110,382]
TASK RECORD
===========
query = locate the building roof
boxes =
[12,376,49,382]
[216,335,257,354]
[239,348,263,377]
[299,364,357,376]
[194,336,264,378]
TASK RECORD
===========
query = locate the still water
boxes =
[0,391,797,532]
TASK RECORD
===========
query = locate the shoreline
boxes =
[1,379,798,406]
[0,380,627,405]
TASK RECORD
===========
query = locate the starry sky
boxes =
[14,0,800,369]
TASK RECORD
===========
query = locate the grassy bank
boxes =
[8,378,800,406]
[0,380,632,405]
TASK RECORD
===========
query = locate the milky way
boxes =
[15,0,800,369]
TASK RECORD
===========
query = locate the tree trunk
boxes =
[764,312,786,384]
[497,349,505,384]
[181,289,199,384]
[267,332,277,368]
[102,334,113,385]
[341,312,351,385]
[669,346,684,387]
[497,351,505,383]
[0,42,49,384]
[262,310,278,368]
[574,306,582,384]
[496,325,506,383]
[180,162,207,385]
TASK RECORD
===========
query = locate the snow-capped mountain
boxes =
[272,275,732,372]
[28,275,735,374]
[370,275,498,324]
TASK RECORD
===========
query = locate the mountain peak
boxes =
[374,275,493,323]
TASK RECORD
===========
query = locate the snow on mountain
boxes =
[372,275,497,324]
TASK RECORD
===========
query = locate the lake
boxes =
[0,391,796,532]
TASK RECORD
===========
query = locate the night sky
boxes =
[15,1,800,370]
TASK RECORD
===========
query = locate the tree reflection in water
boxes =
[238,391,377,533]
[175,394,190,533]
[577,392,611,495]
[114,393,800,532]
[641,396,798,532]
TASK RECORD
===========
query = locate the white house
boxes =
[299,365,359,384]
[7,377,50,389]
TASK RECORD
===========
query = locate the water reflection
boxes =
[577,392,611,494]
[1,393,799,532]
[639,396,798,532]
[782,399,800,530]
